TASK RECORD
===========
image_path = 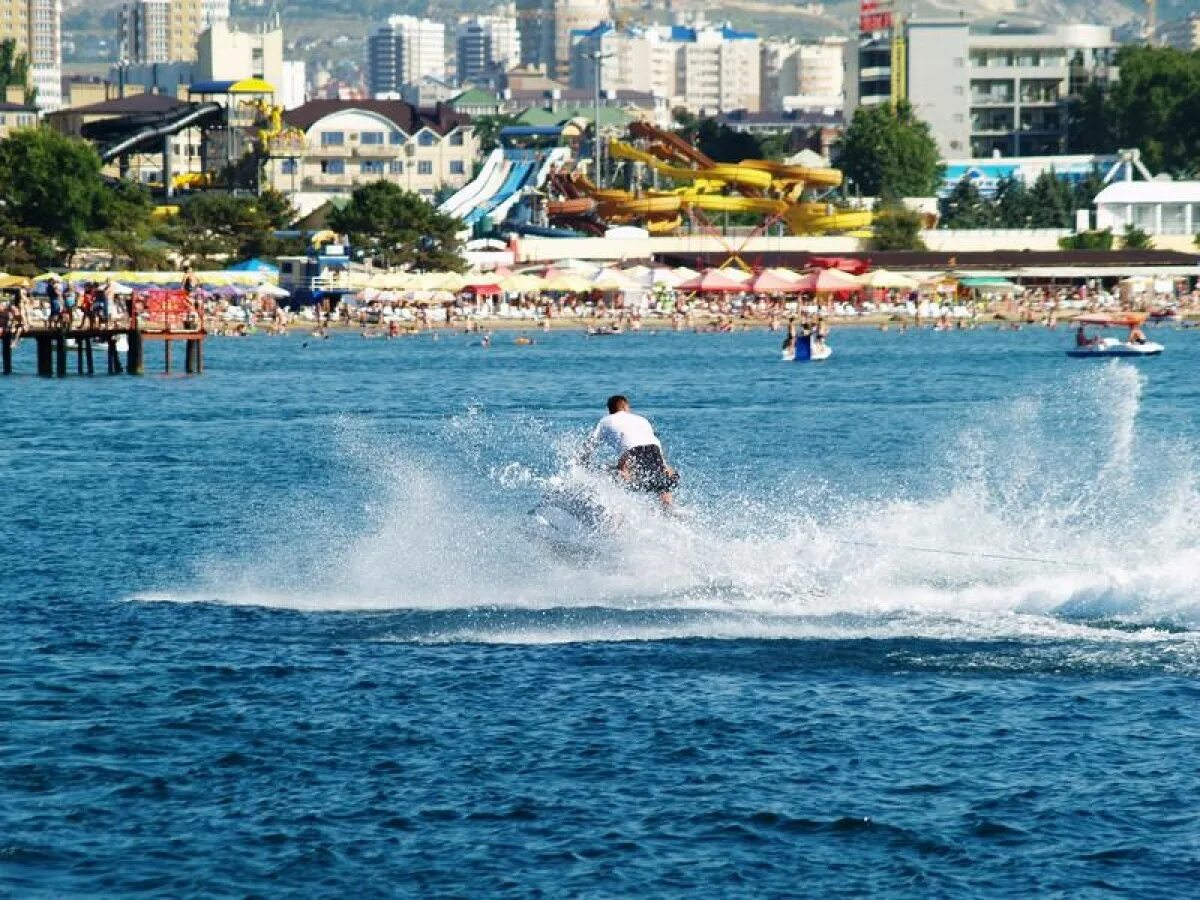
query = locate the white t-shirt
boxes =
[590,410,661,455]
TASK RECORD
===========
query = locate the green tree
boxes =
[157,190,295,264]
[0,127,106,263]
[1121,224,1154,250]
[1059,229,1114,250]
[1026,171,1074,228]
[695,119,763,163]
[1067,81,1113,154]
[992,176,1032,228]
[472,114,517,154]
[838,101,942,198]
[328,181,464,271]
[939,178,994,228]
[91,179,161,268]
[870,204,926,251]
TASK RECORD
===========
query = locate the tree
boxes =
[695,119,763,163]
[328,181,464,271]
[871,204,926,251]
[992,175,1032,228]
[0,128,106,263]
[1026,170,1074,228]
[939,178,994,229]
[471,114,517,154]
[92,179,162,269]
[157,189,295,264]
[1121,224,1154,250]
[1059,229,1114,250]
[838,101,942,198]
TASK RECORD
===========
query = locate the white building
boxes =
[761,36,844,111]
[367,16,446,98]
[1095,181,1200,237]
[279,59,306,110]
[848,19,1118,159]
[571,23,760,115]
[456,14,520,82]
[27,0,62,110]
[265,99,477,204]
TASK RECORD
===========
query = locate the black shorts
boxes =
[625,444,679,493]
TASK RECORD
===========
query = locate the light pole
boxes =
[587,49,615,186]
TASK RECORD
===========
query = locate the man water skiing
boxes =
[582,395,679,507]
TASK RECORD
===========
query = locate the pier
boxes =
[1,326,205,377]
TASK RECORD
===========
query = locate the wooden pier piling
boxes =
[4,326,204,377]
[2,331,11,375]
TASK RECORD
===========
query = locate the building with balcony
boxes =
[1155,13,1200,50]
[761,37,845,113]
[1094,180,1200,238]
[515,0,609,80]
[119,0,229,65]
[264,100,476,205]
[0,0,64,110]
[904,19,1116,158]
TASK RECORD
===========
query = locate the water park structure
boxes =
[440,121,873,241]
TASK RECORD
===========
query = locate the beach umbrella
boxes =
[542,273,594,293]
[499,273,544,293]
[794,268,862,294]
[861,268,918,290]
[0,274,30,289]
[591,268,641,291]
[674,268,749,293]
[748,269,804,293]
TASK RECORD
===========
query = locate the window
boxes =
[321,159,345,175]
[418,160,433,175]
[361,131,385,145]
[449,160,465,175]
[390,131,406,145]
[321,131,345,146]
[281,159,298,174]
[449,131,464,146]
[417,131,436,146]
[389,161,404,174]
[361,160,385,175]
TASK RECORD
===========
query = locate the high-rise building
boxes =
[0,0,63,110]
[456,14,520,83]
[905,20,1116,158]
[367,16,445,98]
[516,0,607,79]
[572,23,760,115]
[761,36,844,111]
[118,0,229,64]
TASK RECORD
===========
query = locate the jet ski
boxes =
[782,333,832,362]
[526,477,620,560]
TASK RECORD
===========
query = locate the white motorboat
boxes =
[1067,313,1162,358]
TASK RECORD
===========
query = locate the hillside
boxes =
[62,0,1169,71]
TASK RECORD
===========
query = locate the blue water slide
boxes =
[464,161,534,226]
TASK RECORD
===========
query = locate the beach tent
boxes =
[749,270,805,293]
[794,268,862,294]
[861,269,918,290]
[499,273,544,293]
[674,269,748,293]
[960,277,1021,292]
[227,258,280,275]
[542,273,594,293]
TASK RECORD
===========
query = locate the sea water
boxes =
[3,325,1200,896]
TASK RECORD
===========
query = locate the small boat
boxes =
[587,325,623,336]
[1067,313,1163,358]
[66,334,129,353]
[782,333,832,362]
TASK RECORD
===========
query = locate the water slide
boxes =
[490,147,571,225]
[463,159,535,227]
[83,103,226,163]
[439,149,508,220]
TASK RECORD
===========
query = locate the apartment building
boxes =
[1155,14,1200,50]
[119,0,229,64]
[456,14,520,83]
[515,0,608,79]
[910,20,1116,158]
[367,16,446,98]
[264,100,477,201]
[761,36,845,111]
[571,23,760,115]
[0,0,63,110]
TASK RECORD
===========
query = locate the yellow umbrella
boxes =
[499,273,544,293]
[0,274,30,289]
[543,273,594,293]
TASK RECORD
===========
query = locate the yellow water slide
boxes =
[599,129,870,236]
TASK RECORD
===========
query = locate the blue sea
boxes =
[4,323,1200,897]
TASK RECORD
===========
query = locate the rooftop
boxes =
[283,100,470,134]
[1095,180,1200,205]
[60,93,186,116]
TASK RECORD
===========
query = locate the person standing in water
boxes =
[582,395,679,507]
